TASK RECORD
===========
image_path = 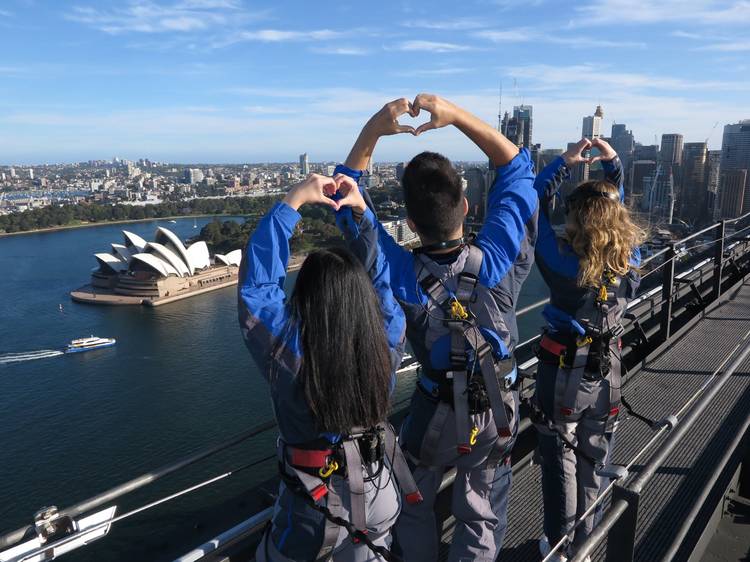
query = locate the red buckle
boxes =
[609,407,620,417]
[352,529,368,544]
[457,444,472,455]
[560,407,574,416]
[540,336,567,356]
[405,491,424,505]
[498,428,512,438]
[310,484,328,502]
[289,447,332,469]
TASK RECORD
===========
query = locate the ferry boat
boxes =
[65,337,116,354]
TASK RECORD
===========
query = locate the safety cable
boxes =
[541,329,750,562]
[14,453,277,562]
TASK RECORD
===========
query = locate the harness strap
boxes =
[341,439,367,534]
[382,424,423,504]
[463,326,513,438]
[450,327,473,454]
[287,448,334,469]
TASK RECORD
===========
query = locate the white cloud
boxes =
[0,9,13,17]
[401,17,487,30]
[394,40,473,52]
[474,29,532,42]
[394,67,474,76]
[573,0,750,26]
[475,28,645,48]
[65,0,255,34]
[697,40,750,51]
[211,28,345,48]
[310,46,370,56]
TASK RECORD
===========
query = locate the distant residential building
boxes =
[9,167,16,178]
[720,120,750,212]
[680,142,708,224]
[582,105,604,139]
[719,170,747,218]
[299,153,309,176]
[28,169,34,180]
[185,168,204,184]
[381,219,418,245]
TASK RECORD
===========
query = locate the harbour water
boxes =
[0,216,547,561]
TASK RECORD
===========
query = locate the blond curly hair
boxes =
[564,180,647,288]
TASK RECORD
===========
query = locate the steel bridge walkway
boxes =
[437,281,750,562]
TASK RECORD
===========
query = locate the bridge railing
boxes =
[2,210,750,561]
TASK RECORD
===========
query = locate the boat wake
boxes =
[0,349,64,364]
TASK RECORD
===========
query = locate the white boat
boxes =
[65,336,116,354]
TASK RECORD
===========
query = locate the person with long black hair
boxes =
[238,173,420,562]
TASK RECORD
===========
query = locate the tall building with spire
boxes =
[582,105,604,139]
[513,105,533,148]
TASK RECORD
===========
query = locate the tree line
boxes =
[0,196,280,233]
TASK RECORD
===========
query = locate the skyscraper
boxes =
[720,120,750,212]
[680,142,708,224]
[513,105,533,148]
[719,170,747,218]
[660,134,684,167]
[707,150,722,221]
[610,123,635,174]
[396,162,406,181]
[501,111,526,148]
[582,105,604,139]
[299,153,309,176]
[630,160,657,209]
[464,168,487,221]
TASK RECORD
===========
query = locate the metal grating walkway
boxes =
[439,281,750,562]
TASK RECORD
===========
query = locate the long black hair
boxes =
[286,247,393,434]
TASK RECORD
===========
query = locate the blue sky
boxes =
[1,0,748,164]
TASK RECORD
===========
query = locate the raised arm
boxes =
[411,93,519,167]
[238,175,338,373]
[334,176,406,370]
[337,98,417,280]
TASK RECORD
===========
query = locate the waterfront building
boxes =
[74,227,242,306]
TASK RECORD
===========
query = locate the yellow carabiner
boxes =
[318,460,339,479]
[598,284,608,302]
[559,354,566,369]
[577,336,593,348]
[469,426,479,446]
[450,298,469,321]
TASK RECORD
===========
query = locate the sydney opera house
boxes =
[70,227,242,306]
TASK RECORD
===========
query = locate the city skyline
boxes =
[0,0,749,164]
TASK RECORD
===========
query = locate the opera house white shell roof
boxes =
[93,226,241,278]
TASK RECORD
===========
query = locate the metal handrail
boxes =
[570,341,750,561]
[2,213,750,554]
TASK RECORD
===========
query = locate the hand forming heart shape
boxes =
[371,94,458,137]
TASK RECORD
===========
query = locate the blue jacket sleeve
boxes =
[534,156,579,278]
[238,202,301,373]
[474,148,538,287]
[336,205,406,367]
[602,156,625,201]
[333,164,414,295]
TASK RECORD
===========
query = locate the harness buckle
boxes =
[469,426,479,446]
[318,459,339,479]
[450,298,469,321]
[310,484,328,502]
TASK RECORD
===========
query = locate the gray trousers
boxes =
[256,463,401,561]
[534,361,616,552]
[393,387,518,561]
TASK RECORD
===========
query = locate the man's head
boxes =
[402,151,468,244]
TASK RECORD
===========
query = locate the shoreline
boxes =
[0,213,246,238]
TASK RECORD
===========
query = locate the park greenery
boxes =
[0,196,280,234]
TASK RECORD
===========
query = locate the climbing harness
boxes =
[416,245,516,456]
[276,424,421,562]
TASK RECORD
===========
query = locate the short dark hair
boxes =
[402,152,465,242]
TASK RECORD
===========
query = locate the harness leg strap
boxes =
[341,439,367,535]
[383,425,423,504]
